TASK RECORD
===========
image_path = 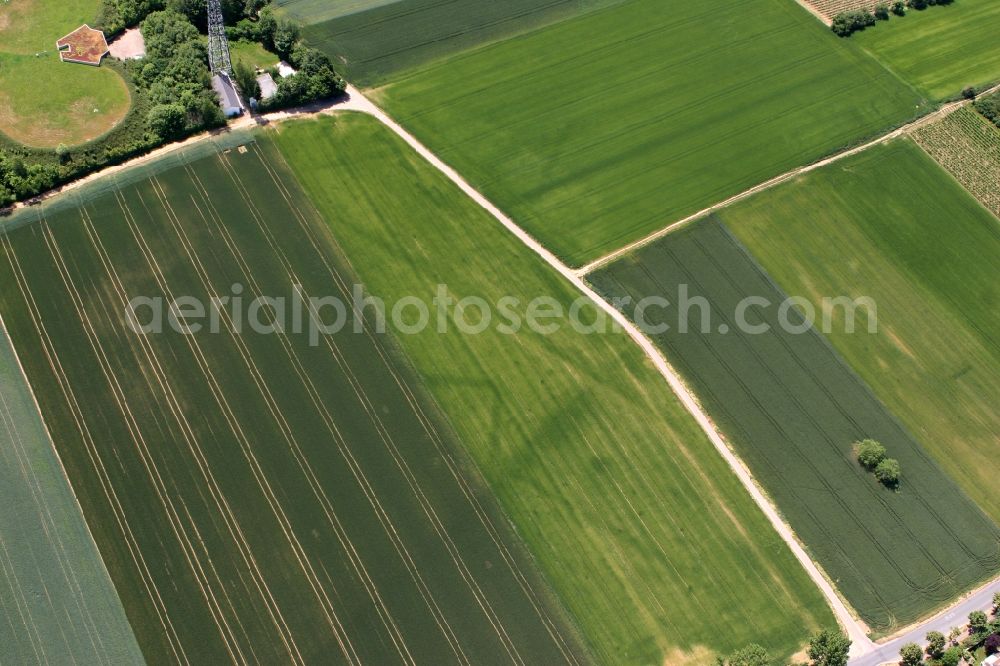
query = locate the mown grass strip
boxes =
[590,213,1000,633]
[271,112,836,665]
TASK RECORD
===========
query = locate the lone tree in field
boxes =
[899,642,923,666]
[875,458,901,488]
[807,629,851,666]
[857,439,886,469]
[925,631,946,659]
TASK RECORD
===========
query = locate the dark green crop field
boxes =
[0,326,143,665]
[271,113,836,665]
[0,139,586,663]
[590,218,1000,633]
[375,0,923,266]
[302,0,619,85]
[724,139,1000,529]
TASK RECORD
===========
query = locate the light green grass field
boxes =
[271,113,836,664]
[0,325,143,664]
[375,0,924,266]
[0,52,130,147]
[855,0,1000,100]
[228,39,279,71]
[0,136,586,663]
[0,0,129,148]
[0,0,101,55]
[722,138,1000,527]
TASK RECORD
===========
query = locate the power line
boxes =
[207,0,232,75]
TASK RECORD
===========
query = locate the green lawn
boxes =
[373,0,924,266]
[271,113,836,664]
[228,39,279,71]
[722,138,1000,530]
[0,136,586,664]
[0,0,102,54]
[855,0,1000,99]
[0,52,130,147]
[0,325,143,664]
[590,214,1000,633]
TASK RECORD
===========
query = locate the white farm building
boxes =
[212,73,244,117]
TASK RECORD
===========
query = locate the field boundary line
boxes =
[333,84,876,655]
[576,83,1000,276]
[0,311,142,657]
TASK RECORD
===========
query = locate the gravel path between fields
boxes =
[334,84,877,656]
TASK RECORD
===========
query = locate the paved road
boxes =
[850,577,1000,666]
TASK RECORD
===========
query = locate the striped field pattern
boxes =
[0,138,587,664]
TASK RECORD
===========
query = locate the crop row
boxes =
[913,107,1000,218]
[806,0,882,20]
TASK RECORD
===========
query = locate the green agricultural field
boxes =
[271,113,836,664]
[0,137,586,663]
[301,0,623,85]
[0,325,143,665]
[374,0,924,266]
[273,0,405,24]
[722,138,1000,529]
[0,0,130,148]
[855,0,1000,100]
[590,216,1000,633]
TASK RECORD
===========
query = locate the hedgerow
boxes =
[832,0,954,37]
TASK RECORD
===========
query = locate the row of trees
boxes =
[898,594,1000,665]
[716,629,851,666]
[856,439,901,488]
[973,92,1000,128]
[98,0,267,35]
[832,0,954,37]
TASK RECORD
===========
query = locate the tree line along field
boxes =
[589,217,1000,633]
[373,0,924,266]
[854,0,1000,100]
[721,138,1000,530]
[272,113,836,665]
[0,138,589,664]
[913,107,1000,218]
[0,325,143,665]
[299,0,624,86]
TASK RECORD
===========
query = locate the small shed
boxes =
[256,72,278,100]
[212,73,244,118]
[276,61,298,78]
[983,654,1000,666]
